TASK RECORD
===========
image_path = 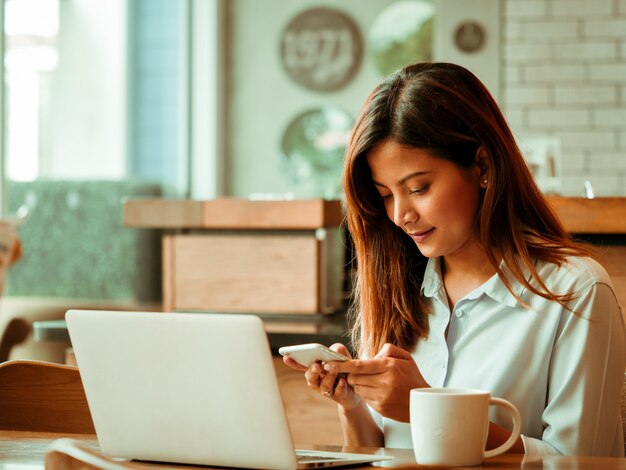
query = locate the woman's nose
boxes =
[392,197,418,227]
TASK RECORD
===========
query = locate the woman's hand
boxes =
[282,343,364,411]
[322,343,429,422]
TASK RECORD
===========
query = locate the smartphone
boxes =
[278,343,349,367]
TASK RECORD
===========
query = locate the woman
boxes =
[284,62,625,456]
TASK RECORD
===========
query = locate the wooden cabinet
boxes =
[125,198,345,314]
[163,233,322,313]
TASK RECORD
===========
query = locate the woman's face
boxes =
[366,139,485,260]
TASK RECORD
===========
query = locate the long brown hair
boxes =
[343,62,596,358]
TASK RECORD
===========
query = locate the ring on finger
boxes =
[323,390,333,397]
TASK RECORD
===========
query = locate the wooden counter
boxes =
[547,196,626,312]
[124,196,625,233]
[123,198,344,229]
[547,196,626,233]
[123,197,626,317]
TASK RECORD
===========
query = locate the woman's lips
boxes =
[408,228,435,243]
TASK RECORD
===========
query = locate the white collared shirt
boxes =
[372,256,625,456]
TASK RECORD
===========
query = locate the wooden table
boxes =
[1,430,625,469]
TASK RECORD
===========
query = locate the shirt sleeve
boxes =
[521,434,561,455]
[367,403,383,429]
[537,282,625,456]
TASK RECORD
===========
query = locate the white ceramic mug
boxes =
[410,388,522,467]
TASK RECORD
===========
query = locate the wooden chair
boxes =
[45,438,128,470]
[0,359,95,434]
[622,372,626,457]
[0,317,30,362]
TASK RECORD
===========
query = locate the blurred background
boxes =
[0,0,625,348]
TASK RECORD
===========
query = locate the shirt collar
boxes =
[482,259,533,307]
[421,257,443,298]
[420,256,532,308]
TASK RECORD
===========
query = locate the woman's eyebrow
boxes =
[399,171,431,184]
[373,171,431,188]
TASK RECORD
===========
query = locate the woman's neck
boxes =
[440,243,497,309]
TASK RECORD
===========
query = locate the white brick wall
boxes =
[554,85,617,105]
[595,108,626,126]
[551,0,614,16]
[504,1,547,18]
[553,42,617,61]
[505,85,551,105]
[523,64,585,82]
[557,130,617,150]
[520,20,578,41]
[584,20,626,38]
[502,0,626,196]
[528,109,591,128]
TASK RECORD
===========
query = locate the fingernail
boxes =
[323,364,334,372]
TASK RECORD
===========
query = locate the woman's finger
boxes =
[329,343,352,358]
[282,355,308,371]
[333,376,350,398]
[319,370,339,397]
[304,362,324,389]
[346,372,390,388]
[323,358,389,375]
[374,343,413,360]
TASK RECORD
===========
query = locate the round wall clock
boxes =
[280,8,363,92]
[454,21,486,54]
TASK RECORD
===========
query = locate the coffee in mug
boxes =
[410,388,521,467]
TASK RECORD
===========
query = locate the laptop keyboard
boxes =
[297,453,350,463]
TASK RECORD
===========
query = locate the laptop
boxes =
[66,310,391,470]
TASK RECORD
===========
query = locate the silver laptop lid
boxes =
[66,310,298,470]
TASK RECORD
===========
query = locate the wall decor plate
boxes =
[280,7,363,92]
[454,20,486,53]
[369,0,435,76]
[280,106,353,198]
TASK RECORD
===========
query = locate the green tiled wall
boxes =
[6,180,162,301]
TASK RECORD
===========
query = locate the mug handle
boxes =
[483,397,522,460]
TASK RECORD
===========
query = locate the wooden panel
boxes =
[162,235,176,312]
[0,318,29,362]
[547,197,626,234]
[124,198,344,229]
[201,199,344,229]
[124,200,205,228]
[170,234,321,313]
[0,360,95,434]
[273,357,343,446]
[621,372,626,457]
[597,246,626,322]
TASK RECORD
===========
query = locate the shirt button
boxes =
[455,310,464,318]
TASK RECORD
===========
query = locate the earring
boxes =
[482,179,488,185]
